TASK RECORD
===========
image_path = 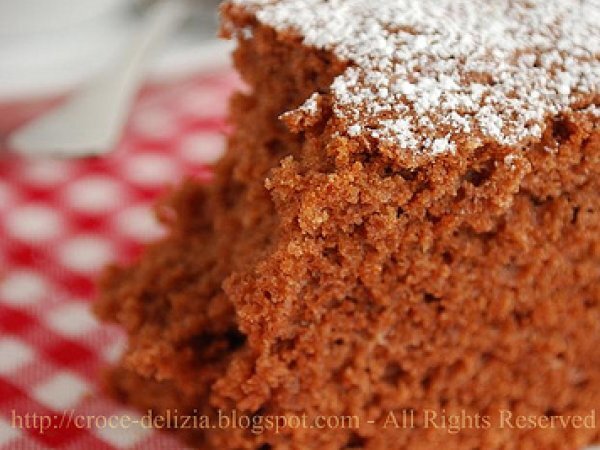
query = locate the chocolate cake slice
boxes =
[96,1,600,448]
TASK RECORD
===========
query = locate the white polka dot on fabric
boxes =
[94,409,151,448]
[177,88,229,117]
[122,153,179,187]
[32,372,91,410]
[0,337,35,374]
[114,205,165,242]
[0,417,21,447]
[102,336,126,364]
[0,270,47,306]
[46,302,98,337]
[132,107,179,140]
[63,176,125,214]
[20,159,73,187]
[58,236,115,273]
[179,132,225,165]
[4,204,64,242]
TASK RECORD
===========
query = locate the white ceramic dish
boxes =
[0,1,232,101]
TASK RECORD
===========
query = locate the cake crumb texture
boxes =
[96,2,600,449]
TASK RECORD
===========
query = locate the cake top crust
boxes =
[229,0,600,158]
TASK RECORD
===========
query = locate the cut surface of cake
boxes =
[95,0,600,449]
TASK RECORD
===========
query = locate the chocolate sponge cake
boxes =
[95,0,600,448]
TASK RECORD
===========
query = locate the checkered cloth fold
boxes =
[0,72,238,450]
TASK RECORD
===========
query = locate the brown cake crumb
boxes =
[95,1,600,449]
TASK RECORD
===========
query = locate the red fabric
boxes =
[0,71,239,449]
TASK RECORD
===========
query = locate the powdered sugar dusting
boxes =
[230,0,600,157]
[582,104,600,118]
[300,92,319,115]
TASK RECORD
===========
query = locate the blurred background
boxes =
[0,0,239,448]
[0,0,229,134]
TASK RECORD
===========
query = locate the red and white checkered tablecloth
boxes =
[0,71,239,450]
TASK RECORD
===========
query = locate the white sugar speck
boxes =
[300,93,320,115]
[431,137,456,155]
[348,124,362,136]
